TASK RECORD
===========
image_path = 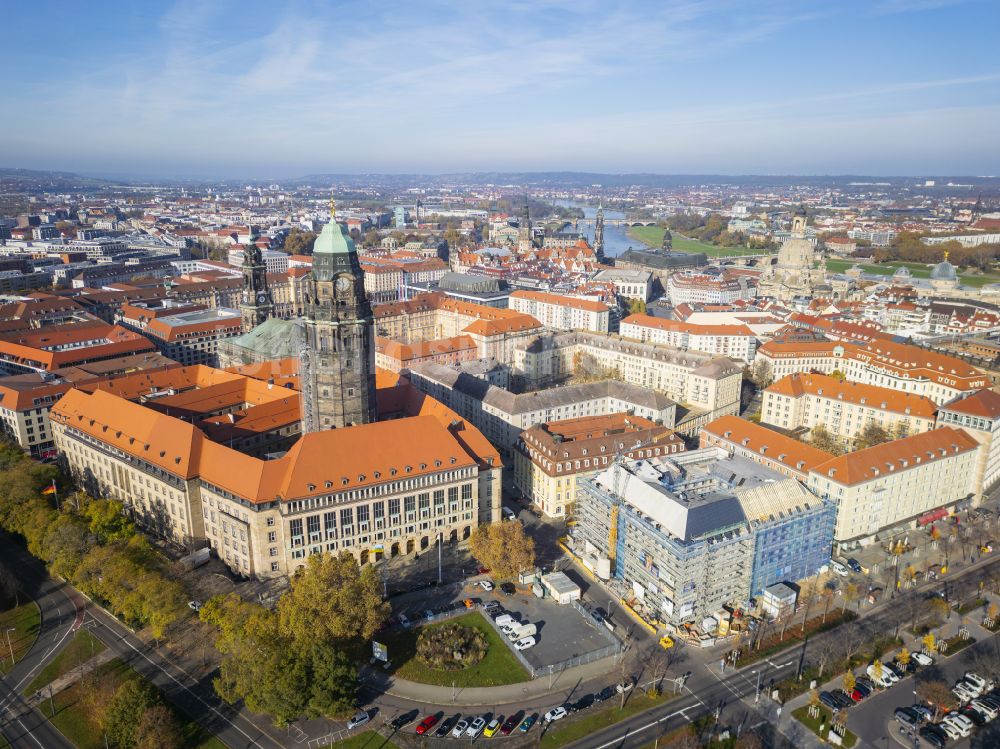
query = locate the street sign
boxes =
[373,641,388,662]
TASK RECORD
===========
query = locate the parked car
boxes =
[451,719,469,738]
[966,672,993,692]
[188,600,202,612]
[518,713,538,732]
[616,679,635,694]
[483,717,503,737]
[500,582,516,596]
[480,580,494,591]
[942,712,973,737]
[347,710,372,730]
[853,681,872,698]
[912,651,934,666]
[495,614,515,628]
[500,712,523,735]
[514,636,536,650]
[831,561,849,577]
[465,716,487,738]
[819,691,840,710]
[573,694,595,712]
[847,557,863,573]
[937,720,962,740]
[894,707,921,728]
[390,710,419,730]
[830,689,854,709]
[398,613,411,629]
[415,713,441,735]
[960,705,987,726]
[883,662,904,680]
[595,686,615,703]
[435,714,461,738]
[866,664,895,687]
[971,699,997,721]
[918,724,948,748]
[910,703,934,722]
[544,706,567,723]
[477,566,490,574]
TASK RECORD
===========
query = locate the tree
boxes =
[84,499,135,543]
[810,424,845,456]
[283,229,317,255]
[842,670,856,693]
[842,581,860,612]
[897,647,911,669]
[922,632,937,654]
[104,678,157,748]
[277,552,389,646]
[855,422,892,450]
[627,298,647,316]
[362,229,380,247]
[134,703,183,749]
[916,678,954,720]
[469,522,536,579]
[870,659,884,684]
[748,360,774,389]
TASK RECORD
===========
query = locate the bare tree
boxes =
[810,636,842,679]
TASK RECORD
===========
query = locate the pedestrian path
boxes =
[25,647,116,708]
[366,654,622,708]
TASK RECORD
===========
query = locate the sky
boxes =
[2,0,999,178]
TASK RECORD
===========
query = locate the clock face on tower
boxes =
[256,292,268,305]
[336,276,352,293]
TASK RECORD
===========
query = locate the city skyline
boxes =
[2,0,999,178]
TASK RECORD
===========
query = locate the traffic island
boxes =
[792,705,858,747]
[379,612,529,687]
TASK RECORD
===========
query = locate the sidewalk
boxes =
[25,647,116,708]
[365,653,622,708]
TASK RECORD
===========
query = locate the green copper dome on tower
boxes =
[313,198,357,255]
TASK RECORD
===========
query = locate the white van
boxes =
[495,614,515,628]
[831,561,849,577]
[502,507,517,521]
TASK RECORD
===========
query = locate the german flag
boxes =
[41,482,57,496]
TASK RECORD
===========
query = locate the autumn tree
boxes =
[627,298,647,316]
[134,703,183,749]
[916,678,954,720]
[277,552,389,645]
[104,678,158,748]
[283,229,317,255]
[469,521,536,578]
[842,670,856,693]
[855,422,893,450]
[810,424,845,456]
[83,498,135,543]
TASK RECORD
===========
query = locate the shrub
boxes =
[416,623,488,671]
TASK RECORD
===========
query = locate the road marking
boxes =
[89,612,271,749]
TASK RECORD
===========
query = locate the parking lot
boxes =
[845,637,1000,748]
[478,584,620,671]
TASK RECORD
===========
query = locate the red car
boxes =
[415,713,441,735]
[500,712,523,736]
[477,566,490,575]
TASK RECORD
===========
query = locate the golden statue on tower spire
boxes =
[329,195,336,219]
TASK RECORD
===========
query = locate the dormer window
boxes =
[308,483,316,491]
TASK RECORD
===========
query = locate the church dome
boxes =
[930,260,957,281]
[892,266,912,279]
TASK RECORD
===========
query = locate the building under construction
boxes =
[571,447,835,628]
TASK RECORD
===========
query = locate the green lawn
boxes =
[627,226,769,257]
[380,612,529,687]
[0,598,41,674]
[792,705,858,748]
[49,658,224,749]
[323,731,400,749]
[825,258,1000,287]
[25,628,106,695]
[540,691,674,748]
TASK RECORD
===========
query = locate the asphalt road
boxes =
[0,533,81,749]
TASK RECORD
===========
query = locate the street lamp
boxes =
[752,668,762,703]
[5,627,15,665]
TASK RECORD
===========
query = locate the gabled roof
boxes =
[941,388,1000,420]
[811,427,980,486]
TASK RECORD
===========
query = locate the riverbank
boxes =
[626,226,767,257]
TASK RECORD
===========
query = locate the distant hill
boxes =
[0,167,117,192]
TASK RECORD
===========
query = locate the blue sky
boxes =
[3,0,999,178]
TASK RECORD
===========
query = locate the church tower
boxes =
[239,241,274,333]
[301,200,376,430]
[594,203,605,261]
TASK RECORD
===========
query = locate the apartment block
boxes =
[509,290,610,333]
[620,313,757,362]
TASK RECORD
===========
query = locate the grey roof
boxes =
[518,331,742,379]
[438,272,508,293]
[617,249,707,270]
[410,361,675,416]
[219,317,303,362]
